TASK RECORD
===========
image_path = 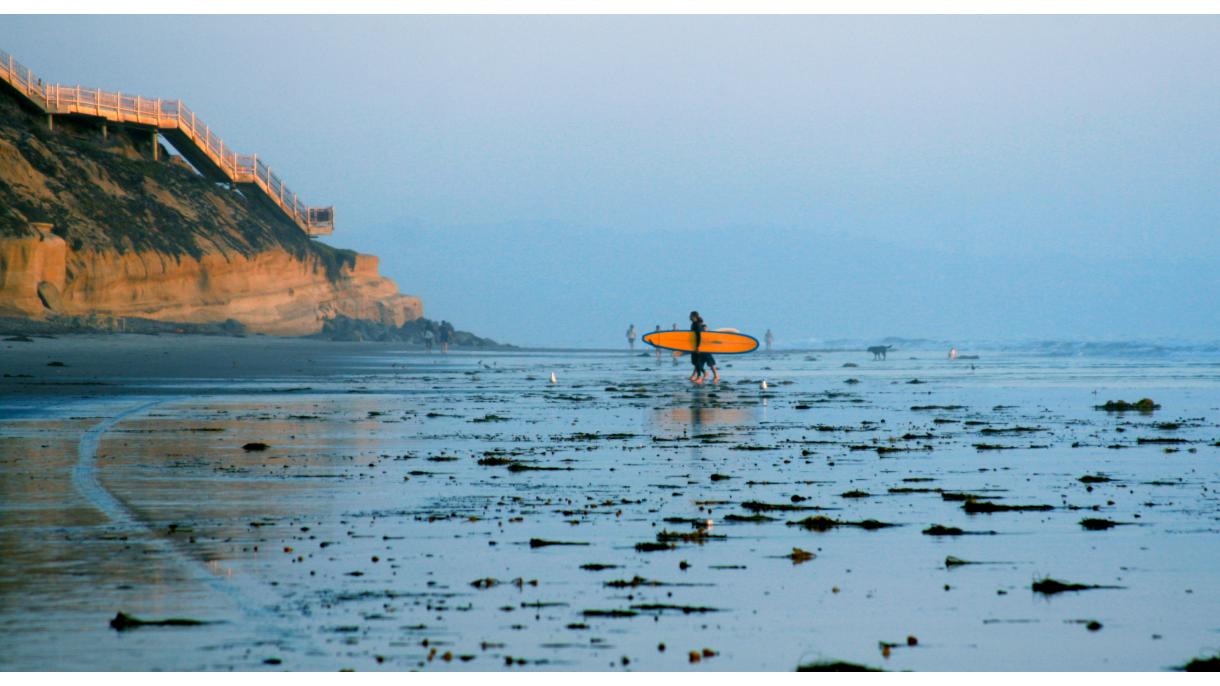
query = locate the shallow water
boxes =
[1,344,1218,671]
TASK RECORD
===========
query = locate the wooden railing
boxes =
[0,48,333,237]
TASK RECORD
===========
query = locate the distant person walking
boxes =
[626,324,637,350]
[765,329,774,352]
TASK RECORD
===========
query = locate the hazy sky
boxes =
[3,15,1217,346]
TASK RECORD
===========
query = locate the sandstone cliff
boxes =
[0,84,421,335]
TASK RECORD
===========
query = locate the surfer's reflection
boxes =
[649,399,759,433]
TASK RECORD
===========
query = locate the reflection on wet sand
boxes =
[650,397,760,431]
[1,343,1219,671]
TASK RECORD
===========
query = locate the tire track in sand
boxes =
[73,398,315,659]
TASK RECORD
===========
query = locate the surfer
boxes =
[626,324,637,350]
[688,312,720,385]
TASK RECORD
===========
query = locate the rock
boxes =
[36,281,62,311]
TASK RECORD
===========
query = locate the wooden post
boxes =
[152,131,159,161]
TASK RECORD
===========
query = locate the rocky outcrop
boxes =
[0,78,422,335]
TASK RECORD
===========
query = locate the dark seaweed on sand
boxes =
[963,499,1053,513]
[1179,654,1220,672]
[788,516,897,531]
[796,660,882,672]
[1032,577,1124,595]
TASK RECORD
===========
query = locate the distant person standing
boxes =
[765,329,774,352]
[423,327,435,352]
[626,324,637,350]
[653,324,662,361]
[439,322,453,353]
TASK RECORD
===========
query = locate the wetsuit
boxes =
[691,321,707,375]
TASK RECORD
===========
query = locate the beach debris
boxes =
[1095,398,1160,412]
[787,516,897,531]
[529,538,589,548]
[580,563,618,571]
[655,529,725,544]
[1179,653,1220,671]
[785,547,816,564]
[689,648,719,663]
[1032,577,1124,595]
[962,499,1053,514]
[1079,518,1128,531]
[109,612,210,631]
[582,609,637,618]
[241,442,269,451]
[631,604,719,614]
[741,500,824,512]
[878,635,919,657]
[471,413,510,423]
[923,525,964,536]
[796,660,881,672]
[1078,474,1112,483]
[604,576,664,588]
[944,556,974,567]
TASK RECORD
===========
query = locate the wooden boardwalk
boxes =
[0,48,333,237]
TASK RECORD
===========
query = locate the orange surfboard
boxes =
[642,329,759,355]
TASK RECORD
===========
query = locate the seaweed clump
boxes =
[796,660,881,672]
[1180,653,1220,672]
[1031,577,1122,595]
[1095,398,1160,413]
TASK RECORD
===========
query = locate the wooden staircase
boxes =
[0,48,334,237]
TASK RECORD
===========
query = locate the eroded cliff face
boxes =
[0,228,421,334]
[0,82,422,335]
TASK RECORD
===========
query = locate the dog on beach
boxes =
[867,345,893,360]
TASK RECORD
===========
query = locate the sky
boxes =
[2,15,1218,347]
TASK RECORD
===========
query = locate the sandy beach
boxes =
[1,334,1217,670]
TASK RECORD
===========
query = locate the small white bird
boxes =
[549,372,557,384]
[761,380,768,390]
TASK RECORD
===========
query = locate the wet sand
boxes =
[1,335,1218,670]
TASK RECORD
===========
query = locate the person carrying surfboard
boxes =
[688,312,720,385]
